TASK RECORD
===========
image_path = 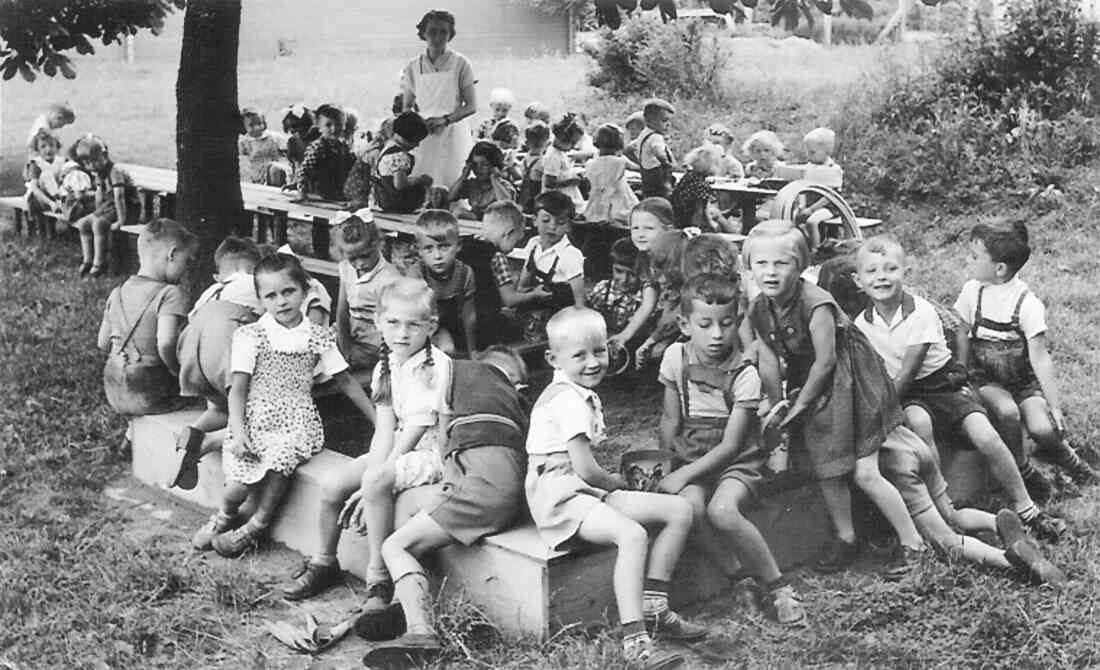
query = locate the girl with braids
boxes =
[281,278,453,602]
[191,253,375,559]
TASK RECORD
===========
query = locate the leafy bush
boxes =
[583,15,729,100]
[837,0,1100,207]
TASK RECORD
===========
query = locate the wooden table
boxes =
[118,163,479,258]
[709,179,783,233]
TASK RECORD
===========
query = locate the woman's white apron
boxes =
[411,54,473,187]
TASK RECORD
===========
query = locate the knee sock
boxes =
[642,578,670,617]
[393,571,434,636]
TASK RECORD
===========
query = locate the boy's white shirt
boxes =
[802,158,844,189]
[854,292,951,380]
[525,370,605,456]
[521,236,584,282]
[190,271,263,317]
[953,277,1046,342]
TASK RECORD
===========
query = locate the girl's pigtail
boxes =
[372,343,392,405]
[420,341,436,388]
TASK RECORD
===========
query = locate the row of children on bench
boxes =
[102,217,1073,669]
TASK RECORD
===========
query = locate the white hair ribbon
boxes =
[329,208,374,226]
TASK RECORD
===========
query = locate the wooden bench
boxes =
[0,195,62,238]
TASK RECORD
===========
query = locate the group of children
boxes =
[97,167,1090,666]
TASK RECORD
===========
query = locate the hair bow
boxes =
[288,103,307,118]
[276,244,298,257]
[683,227,703,239]
[330,208,374,226]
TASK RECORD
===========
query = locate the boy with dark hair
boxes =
[636,98,676,199]
[587,238,643,337]
[955,221,1097,499]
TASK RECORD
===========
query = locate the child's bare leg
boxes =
[192,401,228,436]
[932,489,996,535]
[361,461,399,588]
[904,406,936,451]
[575,503,650,625]
[75,214,94,266]
[912,507,1009,569]
[221,480,251,516]
[606,490,694,582]
[961,412,1036,512]
[818,477,856,544]
[978,385,1027,466]
[852,449,923,549]
[706,479,782,584]
[380,511,454,636]
[91,214,113,268]
[679,484,738,576]
[246,471,289,530]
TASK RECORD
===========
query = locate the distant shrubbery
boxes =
[839,0,1100,206]
[583,16,729,100]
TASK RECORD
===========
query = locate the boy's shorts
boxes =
[878,424,948,518]
[904,387,987,435]
[969,371,1045,405]
[427,446,525,546]
[393,449,444,493]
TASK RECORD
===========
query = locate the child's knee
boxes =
[904,407,934,442]
[984,396,1020,425]
[361,465,395,497]
[666,496,694,528]
[852,456,884,489]
[706,497,745,530]
[614,520,649,552]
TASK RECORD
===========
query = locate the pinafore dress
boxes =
[749,280,903,480]
[222,321,332,484]
[409,52,473,187]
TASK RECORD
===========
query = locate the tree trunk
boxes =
[175,0,245,297]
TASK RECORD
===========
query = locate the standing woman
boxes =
[402,10,477,189]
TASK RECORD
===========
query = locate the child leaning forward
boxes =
[526,307,705,670]
[656,273,805,626]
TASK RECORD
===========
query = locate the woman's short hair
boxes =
[417,10,456,40]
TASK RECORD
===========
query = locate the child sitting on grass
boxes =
[372,112,434,214]
[636,98,677,200]
[24,130,65,230]
[192,253,375,558]
[542,113,588,213]
[745,221,926,578]
[460,201,552,347]
[408,210,477,353]
[238,107,285,186]
[517,191,586,340]
[357,347,530,664]
[448,141,516,221]
[955,221,1097,497]
[657,273,805,625]
[742,130,784,181]
[477,87,516,139]
[517,121,550,213]
[72,134,140,278]
[587,238,644,347]
[334,210,403,371]
[851,236,1068,543]
[299,104,355,201]
[526,307,704,670]
[608,198,675,357]
[98,218,197,417]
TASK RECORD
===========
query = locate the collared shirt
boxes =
[803,158,844,189]
[855,292,951,380]
[190,272,262,317]
[520,235,584,283]
[372,345,454,458]
[338,257,402,323]
[230,312,348,378]
[526,370,606,456]
[400,49,476,96]
[658,342,761,419]
[954,277,1046,342]
[586,279,642,334]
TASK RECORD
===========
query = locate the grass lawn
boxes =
[5,36,1100,670]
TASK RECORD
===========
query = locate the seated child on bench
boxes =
[542,113,588,213]
[477,87,516,139]
[24,130,65,228]
[516,122,549,214]
[191,253,374,558]
[334,210,403,372]
[460,201,552,347]
[238,107,285,186]
[955,221,1097,496]
[853,236,1067,542]
[98,218,197,417]
[448,141,516,221]
[658,273,806,625]
[26,102,74,158]
[608,198,675,359]
[796,127,845,250]
[372,112,433,214]
[526,307,705,670]
[587,238,644,351]
[72,134,140,278]
[358,347,530,664]
[408,210,477,353]
[284,279,451,604]
[516,191,586,340]
[743,130,784,181]
[299,104,355,201]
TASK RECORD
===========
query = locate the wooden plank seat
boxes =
[0,194,62,237]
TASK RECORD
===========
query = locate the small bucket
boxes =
[620,449,676,492]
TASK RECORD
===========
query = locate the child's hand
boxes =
[460,163,473,179]
[607,334,626,354]
[426,116,448,133]
[338,489,365,532]
[228,428,251,458]
[780,402,807,428]
[1051,407,1066,435]
[634,340,655,369]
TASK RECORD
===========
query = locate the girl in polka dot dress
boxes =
[192,253,375,558]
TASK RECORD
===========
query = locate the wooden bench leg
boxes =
[274,213,289,248]
[13,209,25,236]
[312,218,330,260]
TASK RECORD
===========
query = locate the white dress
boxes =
[583,155,637,225]
[403,50,475,187]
